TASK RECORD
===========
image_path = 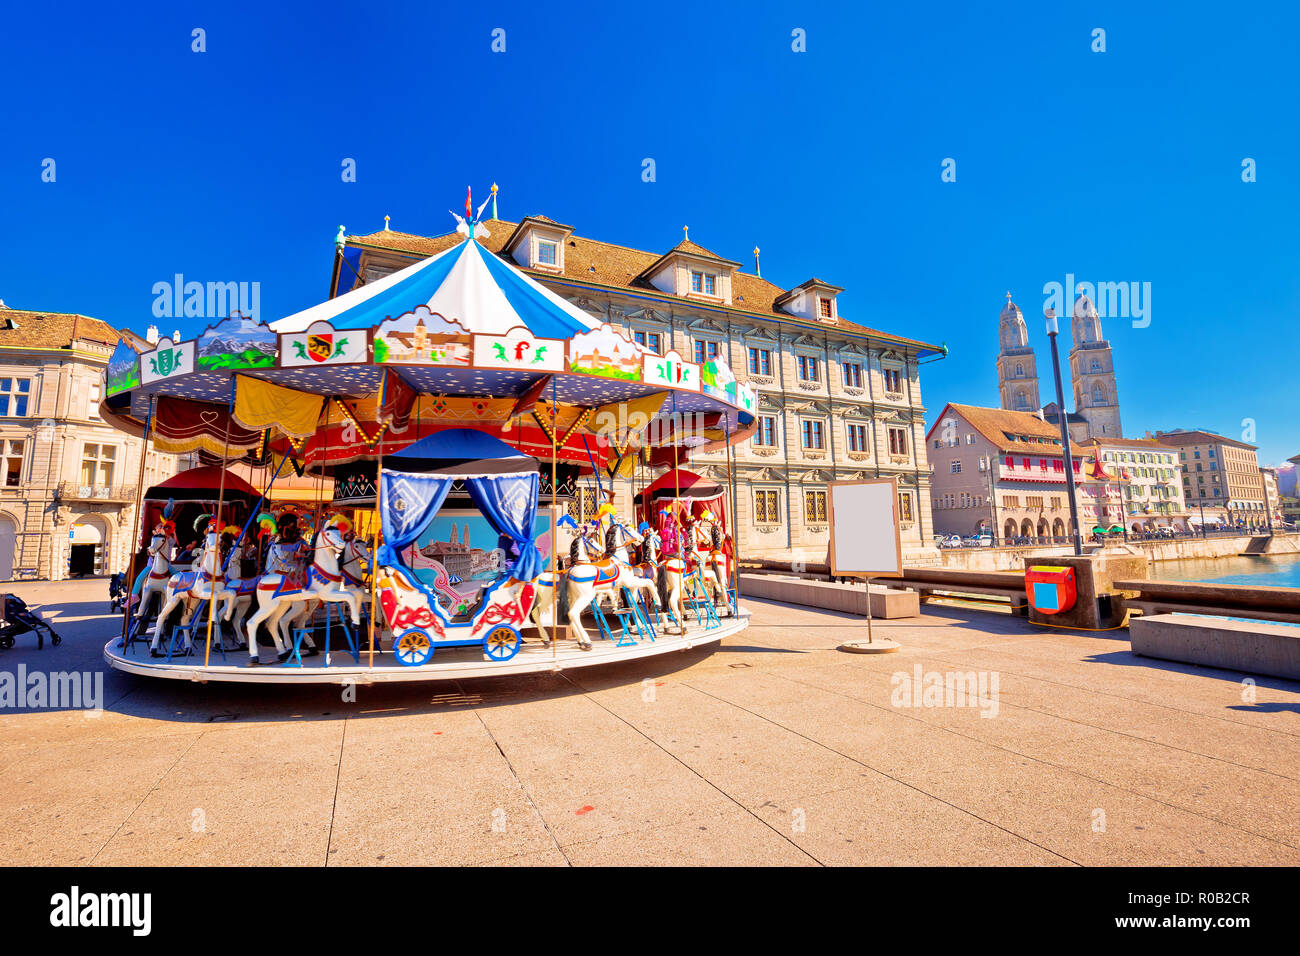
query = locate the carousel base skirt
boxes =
[104,607,751,684]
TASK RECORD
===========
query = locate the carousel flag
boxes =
[151,395,262,457]
[232,375,323,439]
[502,374,552,430]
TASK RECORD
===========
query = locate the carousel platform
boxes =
[103,607,750,684]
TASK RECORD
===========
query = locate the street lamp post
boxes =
[983,455,999,543]
[1045,309,1082,556]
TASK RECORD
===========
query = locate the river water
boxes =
[1149,552,1300,588]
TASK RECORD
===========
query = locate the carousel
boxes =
[101,201,756,684]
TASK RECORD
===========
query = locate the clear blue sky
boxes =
[2,1,1297,464]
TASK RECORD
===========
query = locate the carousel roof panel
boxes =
[271,238,601,339]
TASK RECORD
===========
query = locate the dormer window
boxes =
[690,271,717,296]
[776,278,843,322]
[818,297,832,319]
[503,215,574,272]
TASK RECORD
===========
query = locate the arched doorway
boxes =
[0,515,16,581]
[1004,518,1017,540]
[1036,518,1049,541]
[1052,518,1065,540]
[1020,519,1034,538]
[68,515,109,577]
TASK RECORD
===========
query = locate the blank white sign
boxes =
[828,479,903,577]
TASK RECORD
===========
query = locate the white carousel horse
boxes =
[149,531,239,655]
[241,524,362,665]
[258,534,374,653]
[133,528,179,630]
[531,521,660,650]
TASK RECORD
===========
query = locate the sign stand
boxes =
[827,479,903,654]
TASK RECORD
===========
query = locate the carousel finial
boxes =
[491,182,498,220]
[335,225,345,252]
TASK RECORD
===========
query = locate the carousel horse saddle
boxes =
[593,560,621,586]
[172,570,198,592]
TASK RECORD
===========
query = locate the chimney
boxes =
[146,324,160,345]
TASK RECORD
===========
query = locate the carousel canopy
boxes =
[386,428,539,478]
[634,468,723,504]
[143,465,260,502]
[270,238,602,339]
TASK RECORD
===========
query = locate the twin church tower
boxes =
[996,292,1123,441]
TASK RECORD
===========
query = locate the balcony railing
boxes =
[54,482,137,503]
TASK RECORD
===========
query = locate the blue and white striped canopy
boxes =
[269,238,601,339]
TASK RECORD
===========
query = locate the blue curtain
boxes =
[466,472,543,580]
[378,472,454,567]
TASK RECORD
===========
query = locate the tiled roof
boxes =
[935,402,1090,456]
[345,220,942,353]
[0,307,122,350]
[1154,429,1258,451]
[1083,436,1179,452]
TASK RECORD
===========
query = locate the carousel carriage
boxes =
[98,195,755,682]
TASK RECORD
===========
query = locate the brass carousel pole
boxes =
[120,392,156,648]
[550,378,558,659]
[725,411,739,616]
[204,375,236,667]
[368,436,384,670]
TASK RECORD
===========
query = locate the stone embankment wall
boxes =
[928,534,1300,572]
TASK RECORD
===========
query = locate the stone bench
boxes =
[1130,613,1300,681]
[738,574,920,619]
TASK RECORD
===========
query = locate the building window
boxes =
[898,492,914,522]
[690,271,717,295]
[847,424,868,452]
[1015,363,1024,376]
[536,240,557,266]
[754,489,781,524]
[797,355,820,383]
[887,426,908,457]
[0,378,32,418]
[88,380,102,419]
[2,439,23,487]
[951,460,962,474]
[883,368,902,393]
[748,347,772,376]
[80,443,116,487]
[694,340,719,364]
[818,297,832,319]
[804,490,828,523]
[568,486,601,522]
[755,415,777,447]
[842,362,863,388]
[801,420,825,450]
[632,330,662,354]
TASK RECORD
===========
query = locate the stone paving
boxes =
[1,579,1297,866]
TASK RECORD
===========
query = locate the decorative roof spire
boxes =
[753,246,761,278]
[383,214,390,231]
[682,224,689,242]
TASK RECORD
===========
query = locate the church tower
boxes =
[1068,293,1123,439]
[996,293,1040,412]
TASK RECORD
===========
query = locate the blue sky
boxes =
[2,1,1297,464]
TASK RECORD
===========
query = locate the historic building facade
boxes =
[335,214,944,562]
[1154,429,1268,529]
[926,403,1126,541]
[0,306,185,580]
[996,293,1122,441]
[1082,436,1188,532]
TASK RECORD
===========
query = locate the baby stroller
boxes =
[0,594,63,650]
[108,572,128,614]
